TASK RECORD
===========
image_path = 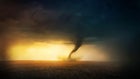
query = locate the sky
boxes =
[0,0,140,63]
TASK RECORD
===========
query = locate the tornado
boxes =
[68,34,83,59]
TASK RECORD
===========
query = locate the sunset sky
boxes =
[0,0,140,62]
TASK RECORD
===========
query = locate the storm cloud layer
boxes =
[0,0,140,62]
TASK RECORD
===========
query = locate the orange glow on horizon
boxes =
[7,41,110,61]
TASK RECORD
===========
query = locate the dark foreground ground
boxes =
[0,61,138,79]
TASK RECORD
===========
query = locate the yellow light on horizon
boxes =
[7,41,110,61]
[8,42,73,61]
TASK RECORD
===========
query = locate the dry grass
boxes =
[0,61,121,79]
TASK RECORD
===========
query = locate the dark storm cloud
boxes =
[0,0,140,61]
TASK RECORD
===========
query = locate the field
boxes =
[0,61,122,79]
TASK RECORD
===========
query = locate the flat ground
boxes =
[0,61,122,79]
